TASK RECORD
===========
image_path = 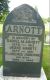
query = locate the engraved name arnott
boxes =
[5,25,42,35]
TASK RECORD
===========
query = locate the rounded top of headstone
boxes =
[4,4,44,28]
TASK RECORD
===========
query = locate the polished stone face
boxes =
[3,4,45,77]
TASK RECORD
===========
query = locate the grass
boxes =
[0,45,50,80]
[0,24,3,34]
[42,45,50,80]
[0,47,3,66]
[0,24,3,37]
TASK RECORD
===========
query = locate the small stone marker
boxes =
[3,4,45,77]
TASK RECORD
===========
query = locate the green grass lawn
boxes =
[42,45,50,80]
[0,24,3,37]
[0,45,50,80]
[0,47,2,66]
[0,24,3,33]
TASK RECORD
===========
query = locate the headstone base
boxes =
[0,66,47,80]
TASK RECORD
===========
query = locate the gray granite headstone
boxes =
[3,4,45,77]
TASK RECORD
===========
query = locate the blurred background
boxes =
[0,0,50,80]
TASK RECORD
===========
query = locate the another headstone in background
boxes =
[3,4,45,77]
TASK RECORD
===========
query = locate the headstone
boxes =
[3,4,45,77]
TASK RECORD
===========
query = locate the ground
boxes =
[42,45,50,80]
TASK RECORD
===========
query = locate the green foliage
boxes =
[0,0,9,22]
[0,13,8,22]
[42,17,50,23]
[47,17,50,22]
[42,18,48,23]
[45,31,50,35]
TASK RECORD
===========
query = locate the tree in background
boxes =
[0,0,9,22]
[47,17,50,22]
